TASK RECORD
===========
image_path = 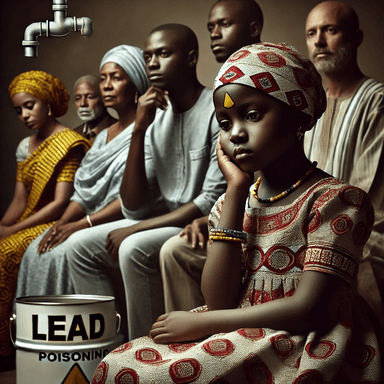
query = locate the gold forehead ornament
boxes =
[224,92,234,109]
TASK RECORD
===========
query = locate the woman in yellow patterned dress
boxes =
[0,70,90,370]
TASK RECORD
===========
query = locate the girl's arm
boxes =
[0,181,29,227]
[0,181,73,240]
[150,270,343,343]
[201,138,253,309]
[201,187,247,309]
[38,198,124,253]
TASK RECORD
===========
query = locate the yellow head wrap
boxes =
[8,70,69,117]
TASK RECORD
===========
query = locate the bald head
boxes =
[308,1,359,33]
[306,1,362,73]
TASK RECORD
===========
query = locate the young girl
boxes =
[92,43,383,384]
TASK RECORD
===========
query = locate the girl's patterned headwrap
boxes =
[8,70,69,117]
[214,42,326,130]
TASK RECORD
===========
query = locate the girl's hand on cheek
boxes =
[149,312,209,344]
[217,137,253,190]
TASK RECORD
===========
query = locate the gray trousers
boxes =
[66,218,182,340]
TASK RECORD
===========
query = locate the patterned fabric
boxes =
[16,130,90,220]
[0,130,89,356]
[214,42,326,129]
[14,123,135,299]
[8,70,69,117]
[92,178,383,384]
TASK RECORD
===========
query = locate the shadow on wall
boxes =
[1,0,384,215]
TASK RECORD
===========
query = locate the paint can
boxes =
[13,295,121,384]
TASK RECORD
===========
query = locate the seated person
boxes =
[304,0,384,323]
[160,0,265,312]
[0,70,90,369]
[92,43,383,384]
[73,75,117,143]
[15,45,149,300]
[67,24,226,341]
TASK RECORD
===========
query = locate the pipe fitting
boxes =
[22,22,44,57]
[77,17,93,36]
[22,0,93,57]
[48,17,74,37]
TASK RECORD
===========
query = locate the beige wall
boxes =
[1,0,383,215]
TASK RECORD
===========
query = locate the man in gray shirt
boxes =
[67,24,226,340]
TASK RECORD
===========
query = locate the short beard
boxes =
[313,45,353,73]
[77,105,104,122]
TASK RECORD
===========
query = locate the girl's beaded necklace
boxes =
[251,161,317,203]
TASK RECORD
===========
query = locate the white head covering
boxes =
[100,45,150,95]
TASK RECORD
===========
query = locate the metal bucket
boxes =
[13,295,121,384]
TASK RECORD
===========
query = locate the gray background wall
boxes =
[1,0,383,215]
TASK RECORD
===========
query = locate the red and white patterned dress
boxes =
[92,178,383,384]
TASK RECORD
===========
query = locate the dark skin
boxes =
[74,80,117,142]
[177,0,263,250]
[0,93,74,240]
[37,62,136,253]
[149,85,342,344]
[38,199,123,253]
[179,215,209,250]
[107,28,206,260]
[208,0,262,63]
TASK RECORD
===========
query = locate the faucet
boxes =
[22,0,93,57]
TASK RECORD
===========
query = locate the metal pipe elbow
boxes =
[22,22,44,57]
[23,21,44,41]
